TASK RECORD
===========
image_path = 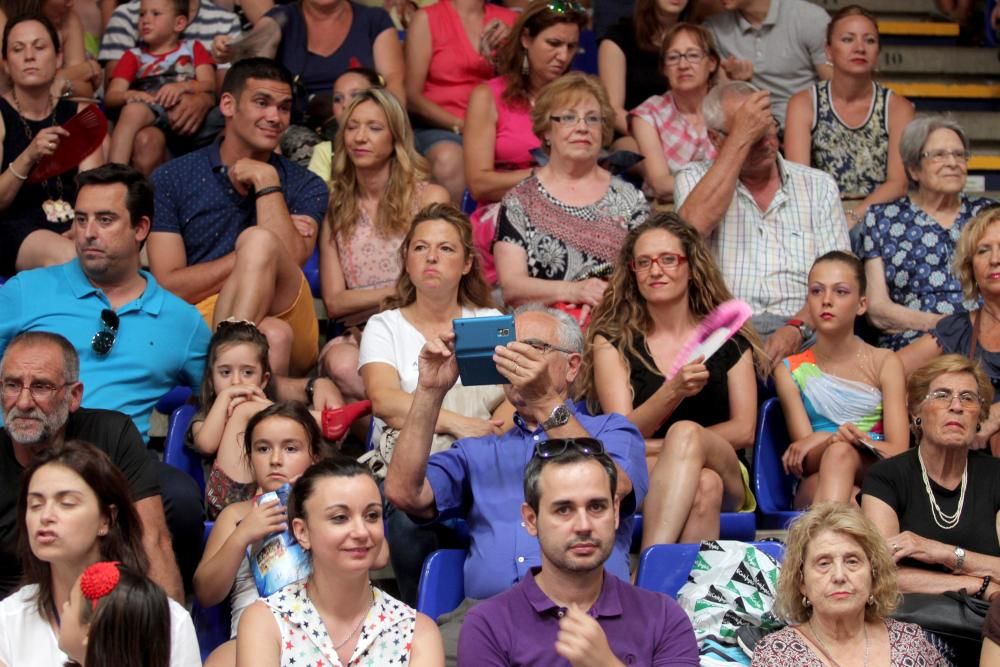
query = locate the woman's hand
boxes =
[782,434,830,477]
[571,278,609,308]
[447,414,504,440]
[22,125,70,165]
[417,332,460,392]
[887,530,953,566]
[666,358,709,399]
[479,18,510,61]
[235,499,287,545]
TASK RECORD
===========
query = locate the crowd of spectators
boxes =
[0,0,998,663]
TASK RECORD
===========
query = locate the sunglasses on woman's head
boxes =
[546,0,587,15]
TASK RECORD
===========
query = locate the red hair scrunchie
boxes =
[79,561,121,609]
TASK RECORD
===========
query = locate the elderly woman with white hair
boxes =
[855,115,996,350]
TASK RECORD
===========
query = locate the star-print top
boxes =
[263,581,416,666]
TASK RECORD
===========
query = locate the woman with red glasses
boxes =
[577,213,764,550]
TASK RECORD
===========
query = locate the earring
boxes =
[802,596,811,608]
[978,423,983,432]
[914,417,922,426]
[867,595,875,606]
[521,54,529,76]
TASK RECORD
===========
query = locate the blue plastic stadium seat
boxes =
[304,247,321,299]
[154,386,192,416]
[192,521,232,661]
[635,541,785,597]
[415,549,466,621]
[460,190,477,215]
[164,404,205,494]
[753,398,802,530]
[631,511,757,553]
[571,29,597,75]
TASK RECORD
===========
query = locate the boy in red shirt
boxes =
[106,0,215,167]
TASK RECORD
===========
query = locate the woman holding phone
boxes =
[358,202,512,604]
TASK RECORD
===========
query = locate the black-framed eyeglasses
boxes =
[91,308,119,356]
[521,338,578,355]
[546,0,586,15]
[665,49,706,66]
[0,379,68,401]
[534,437,605,459]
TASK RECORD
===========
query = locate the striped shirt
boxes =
[98,0,241,64]
[675,156,849,322]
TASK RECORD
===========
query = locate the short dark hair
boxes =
[523,441,617,513]
[3,13,60,57]
[4,331,79,383]
[221,57,294,98]
[288,457,376,524]
[165,0,189,18]
[76,164,154,228]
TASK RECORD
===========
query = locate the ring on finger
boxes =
[513,363,520,375]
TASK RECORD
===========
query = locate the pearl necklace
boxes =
[808,620,868,667]
[917,447,967,530]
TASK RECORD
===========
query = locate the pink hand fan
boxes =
[667,299,752,378]
[28,104,108,184]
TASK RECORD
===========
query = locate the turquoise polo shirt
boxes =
[0,259,210,442]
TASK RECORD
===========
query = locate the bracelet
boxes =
[976,575,991,599]
[254,185,283,199]
[8,163,28,181]
[304,375,317,405]
[845,209,860,223]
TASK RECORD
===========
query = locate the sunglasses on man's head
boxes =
[533,437,606,460]
[91,309,119,356]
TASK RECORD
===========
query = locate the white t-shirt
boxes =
[358,307,507,450]
[0,584,201,666]
[359,306,502,392]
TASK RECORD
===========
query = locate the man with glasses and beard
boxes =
[0,332,183,600]
[457,439,699,666]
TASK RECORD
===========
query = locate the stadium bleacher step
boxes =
[877,45,1000,75]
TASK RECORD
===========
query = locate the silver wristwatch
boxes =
[954,546,966,572]
[540,404,570,431]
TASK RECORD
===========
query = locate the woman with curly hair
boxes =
[753,503,944,666]
[318,87,449,402]
[578,212,763,549]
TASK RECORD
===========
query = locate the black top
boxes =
[931,312,1000,403]
[0,97,79,225]
[0,408,160,596]
[622,333,749,439]
[600,17,667,112]
[862,448,1000,569]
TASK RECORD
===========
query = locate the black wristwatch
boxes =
[304,376,317,405]
[540,404,570,431]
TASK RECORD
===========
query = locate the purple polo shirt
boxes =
[457,568,700,666]
[423,405,648,600]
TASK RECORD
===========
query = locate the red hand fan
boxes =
[28,104,108,184]
[667,299,753,378]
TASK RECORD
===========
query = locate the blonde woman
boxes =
[318,87,449,402]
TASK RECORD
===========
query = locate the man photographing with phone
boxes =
[385,304,648,661]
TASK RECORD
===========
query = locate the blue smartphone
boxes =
[453,315,515,386]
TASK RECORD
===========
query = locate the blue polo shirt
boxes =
[150,140,329,265]
[424,405,648,600]
[458,568,700,666]
[0,259,211,442]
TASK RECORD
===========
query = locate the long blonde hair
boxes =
[326,88,429,243]
[577,213,765,411]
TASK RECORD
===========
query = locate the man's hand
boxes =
[720,56,753,81]
[155,81,189,108]
[125,90,156,105]
[728,89,774,144]
[555,604,624,667]
[167,92,212,135]
[417,332,460,392]
[228,158,281,197]
[764,325,802,371]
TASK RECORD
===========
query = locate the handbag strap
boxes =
[970,311,981,361]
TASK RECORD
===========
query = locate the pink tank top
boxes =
[487,76,539,171]
[421,2,517,120]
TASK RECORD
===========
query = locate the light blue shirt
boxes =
[0,259,210,442]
